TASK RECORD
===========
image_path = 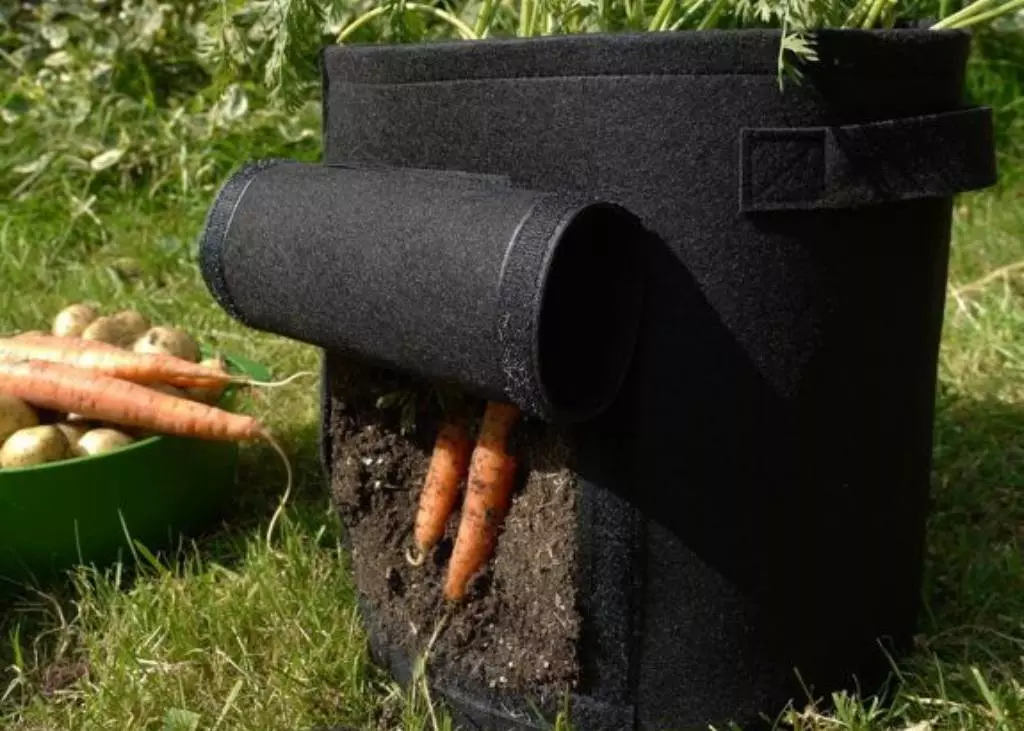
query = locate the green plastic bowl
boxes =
[0,352,270,591]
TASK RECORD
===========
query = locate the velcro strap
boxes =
[739,106,996,212]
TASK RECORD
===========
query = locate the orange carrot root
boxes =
[476,400,521,447]
[407,422,473,566]
[240,371,317,389]
[443,440,518,602]
[0,359,261,441]
[0,335,230,389]
[2,335,315,390]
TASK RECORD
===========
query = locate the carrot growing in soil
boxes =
[475,400,520,447]
[406,421,473,566]
[0,358,293,547]
[443,401,521,602]
[444,440,519,602]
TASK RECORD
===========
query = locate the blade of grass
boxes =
[211,678,243,730]
[970,667,1009,730]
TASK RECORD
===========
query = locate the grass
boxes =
[0,191,456,731]
[0,9,1023,731]
[0,157,1019,731]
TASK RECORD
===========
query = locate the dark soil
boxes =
[327,360,581,703]
[41,658,89,697]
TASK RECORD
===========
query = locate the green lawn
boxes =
[1,45,1023,731]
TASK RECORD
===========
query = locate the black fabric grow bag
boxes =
[198,159,649,423]
[311,28,997,731]
[197,26,998,731]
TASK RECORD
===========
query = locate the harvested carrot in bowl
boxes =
[0,334,311,390]
[0,335,229,389]
[0,358,269,442]
[0,358,294,546]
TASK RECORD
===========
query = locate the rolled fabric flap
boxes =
[198,158,650,424]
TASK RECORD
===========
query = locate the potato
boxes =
[15,330,47,339]
[133,326,201,362]
[0,394,40,444]
[0,425,70,468]
[55,422,90,446]
[111,309,150,343]
[81,316,130,347]
[187,356,229,404]
[52,303,98,338]
[74,428,134,457]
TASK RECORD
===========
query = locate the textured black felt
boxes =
[739,106,995,211]
[313,27,997,731]
[198,159,649,424]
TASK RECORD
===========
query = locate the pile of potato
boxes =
[0,303,228,470]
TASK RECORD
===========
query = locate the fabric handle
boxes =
[739,106,997,212]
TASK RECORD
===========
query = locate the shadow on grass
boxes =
[195,416,336,561]
[902,390,1024,695]
[0,408,385,725]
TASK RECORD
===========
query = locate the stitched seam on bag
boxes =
[328,71,948,88]
[754,147,824,204]
[748,130,827,205]
[198,158,290,325]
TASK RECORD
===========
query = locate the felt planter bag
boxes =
[200,27,997,731]
[314,27,997,731]
[198,159,650,424]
